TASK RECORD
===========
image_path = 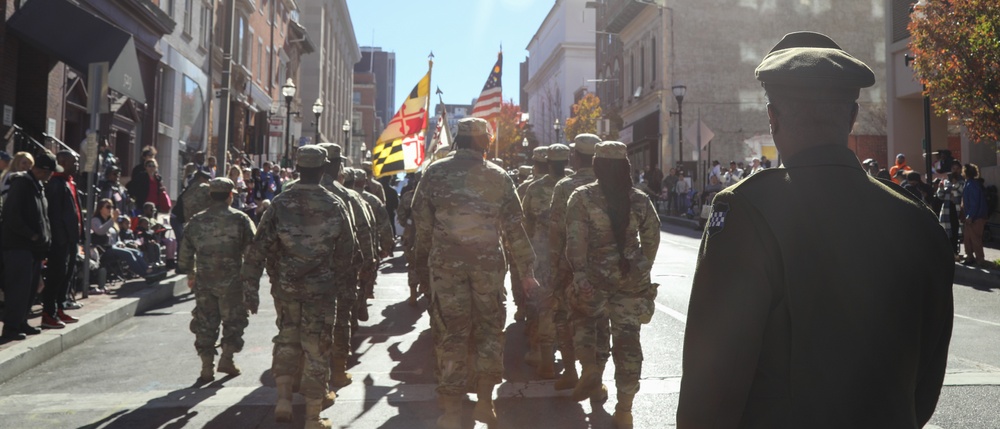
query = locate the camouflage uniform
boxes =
[242,151,356,403]
[348,169,384,309]
[412,147,535,396]
[181,181,213,224]
[565,181,660,397]
[178,187,256,362]
[397,188,420,298]
[360,161,386,203]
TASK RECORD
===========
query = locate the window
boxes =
[353,91,361,105]
[257,39,264,82]
[245,26,254,68]
[199,4,210,48]
[163,0,174,16]
[640,43,645,89]
[629,52,635,99]
[236,17,245,64]
[180,75,205,150]
[650,38,656,86]
[159,68,175,126]
[183,0,192,35]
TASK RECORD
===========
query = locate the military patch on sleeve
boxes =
[707,201,729,237]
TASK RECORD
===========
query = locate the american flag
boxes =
[471,52,502,120]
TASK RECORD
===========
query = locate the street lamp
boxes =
[672,84,687,164]
[312,98,324,143]
[342,119,352,162]
[553,118,562,143]
[281,78,296,168]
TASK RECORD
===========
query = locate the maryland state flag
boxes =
[371,68,431,178]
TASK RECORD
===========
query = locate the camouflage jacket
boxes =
[412,148,535,275]
[366,178,386,203]
[548,167,597,277]
[181,182,212,224]
[397,189,415,243]
[521,174,559,241]
[360,190,394,255]
[323,176,376,268]
[565,184,660,288]
[178,202,256,289]
[242,183,356,301]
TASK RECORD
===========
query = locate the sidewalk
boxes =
[0,274,189,385]
[659,213,1000,287]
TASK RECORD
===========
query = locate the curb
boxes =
[0,274,189,385]
[953,263,1000,287]
[660,214,701,230]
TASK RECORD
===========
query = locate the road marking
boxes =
[0,377,684,414]
[655,301,687,325]
[954,313,1000,327]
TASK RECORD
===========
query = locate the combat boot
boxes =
[612,393,635,429]
[304,397,332,429]
[321,390,337,409]
[472,380,498,426]
[330,357,353,388]
[591,361,609,404]
[436,394,463,429]
[274,375,294,422]
[217,348,241,376]
[553,348,578,390]
[571,353,602,402]
[198,355,215,382]
[537,343,557,379]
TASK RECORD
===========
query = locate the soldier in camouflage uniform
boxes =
[180,170,213,224]
[520,143,571,379]
[360,161,387,203]
[177,178,257,382]
[346,168,391,318]
[548,133,611,397]
[412,118,538,429]
[242,146,357,429]
[565,142,660,429]
[316,143,372,389]
[396,173,422,305]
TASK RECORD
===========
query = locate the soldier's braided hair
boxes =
[593,157,633,275]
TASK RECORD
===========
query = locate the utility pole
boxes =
[217,0,236,171]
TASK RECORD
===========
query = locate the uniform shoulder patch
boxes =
[707,201,730,237]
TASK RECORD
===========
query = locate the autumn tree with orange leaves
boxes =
[564,93,603,142]
[909,0,1000,143]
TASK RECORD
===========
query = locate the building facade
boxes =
[299,0,359,160]
[351,70,378,165]
[524,0,596,146]
[356,47,396,132]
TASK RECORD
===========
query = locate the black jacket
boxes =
[127,171,163,208]
[45,174,82,247]
[1,172,52,255]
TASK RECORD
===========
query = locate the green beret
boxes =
[456,117,493,139]
[532,147,548,162]
[595,141,628,160]
[208,177,235,194]
[296,145,329,168]
[571,133,601,155]
[548,144,570,162]
[317,143,345,161]
[755,31,875,102]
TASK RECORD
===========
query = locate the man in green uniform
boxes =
[315,143,372,388]
[180,170,213,224]
[511,149,547,324]
[677,32,954,428]
[360,161,386,203]
[396,173,422,305]
[548,133,611,398]
[242,145,356,429]
[347,168,389,319]
[177,178,256,382]
[412,117,538,429]
[520,144,570,378]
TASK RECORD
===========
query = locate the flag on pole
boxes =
[371,68,431,178]
[471,52,502,121]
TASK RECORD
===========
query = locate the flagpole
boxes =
[423,53,433,170]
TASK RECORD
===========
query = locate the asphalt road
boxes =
[0,223,997,428]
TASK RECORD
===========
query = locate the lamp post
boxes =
[281,78,296,168]
[312,98,323,144]
[553,118,562,143]
[342,119,352,162]
[522,137,529,165]
[672,85,687,164]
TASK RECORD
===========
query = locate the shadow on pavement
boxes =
[76,376,234,429]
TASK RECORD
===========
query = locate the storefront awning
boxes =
[7,0,147,104]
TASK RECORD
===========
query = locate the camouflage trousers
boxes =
[506,248,525,310]
[190,284,248,356]
[273,297,335,399]
[528,236,552,345]
[402,227,420,293]
[430,267,506,395]
[553,262,611,366]
[571,286,644,395]
[333,277,358,360]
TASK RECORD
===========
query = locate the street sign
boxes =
[269,118,283,137]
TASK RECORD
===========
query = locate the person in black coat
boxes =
[379,176,399,237]
[41,151,83,328]
[1,151,57,341]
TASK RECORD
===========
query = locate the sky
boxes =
[346,0,555,113]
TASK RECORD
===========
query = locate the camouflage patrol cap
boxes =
[518,165,532,176]
[317,143,346,161]
[456,117,493,139]
[571,133,601,155]
[548,144,571,162]
[756,31,875,101]
[361,161,373,171]
[595,141,628,160]
[352,168,366,182]
[296,145,329,168]
[208,177,235,194]
[532,147,548,162]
